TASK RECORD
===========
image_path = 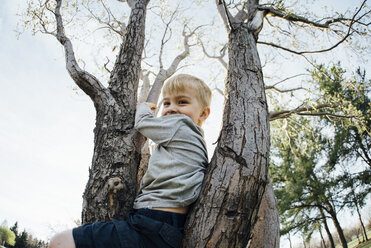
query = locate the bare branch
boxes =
[54,0,107,106]
[266,73,308,88]
[199,40,228,69]
[158,6,179,69]
[83,1,126,38]
[104,57,111,74]
[138,70,151,104]
[297,112,357,118]
[258,1,368,29]
[31,2,57,36]
[212,85,224,96]
[266,86,305,94]
[258,0,369,55]
[265,74,308,93]
[146,24,201,104]
[269,103,334,121]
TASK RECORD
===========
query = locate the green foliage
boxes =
[310,63,371,136]
[0,226,16,247]
[270,64,371,242]
[311,64,371,211]
[270,116,335,240]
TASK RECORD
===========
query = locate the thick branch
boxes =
[215,0,236,32]
[266,86,305,94]
[108,0,148,111]
[54,0,107,107]
[297,112,356,118]
[138,70,151,103]
[269,103,333,121]
[258,2,368,29]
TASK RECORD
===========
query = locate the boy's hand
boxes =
[145,102,157,111]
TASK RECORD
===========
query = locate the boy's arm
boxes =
[134,102,180,145]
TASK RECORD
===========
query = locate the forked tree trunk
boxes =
[181,19,270,248]
[54,0,273,245]
[81,0,149,223]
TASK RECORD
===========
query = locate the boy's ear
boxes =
[199,107,210,123]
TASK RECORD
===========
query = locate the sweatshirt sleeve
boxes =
[134,103,181,146]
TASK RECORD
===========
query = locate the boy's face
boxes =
[161,87,210,126]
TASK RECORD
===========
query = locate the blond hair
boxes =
[162,74,212,107]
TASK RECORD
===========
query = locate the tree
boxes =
[270,116,349,248]
[313,64,371,243]
[9,222,47,248]
[22,0,370,247]
[270,64,370,248]
[0,226,16,247]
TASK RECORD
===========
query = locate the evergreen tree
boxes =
[271,65,370,248]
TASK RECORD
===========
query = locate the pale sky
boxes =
[0,0,369,246]
[0,0,95,239]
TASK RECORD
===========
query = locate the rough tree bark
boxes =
[181,0,270,247]
[81,0,150,223]
[247,179,280,248]
[51,0,150,223]
[200,15,280,248]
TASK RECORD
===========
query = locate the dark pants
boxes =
[72,208,187,248]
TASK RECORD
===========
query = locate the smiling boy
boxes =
[49,74,212,248]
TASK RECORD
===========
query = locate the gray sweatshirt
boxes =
[133,103,208,209]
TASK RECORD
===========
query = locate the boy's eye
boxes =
[163,101,170,106]
[178,100,188,104]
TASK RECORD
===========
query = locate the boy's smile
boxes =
[161,88,210,127]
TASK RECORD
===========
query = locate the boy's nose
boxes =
[164,106,179,115]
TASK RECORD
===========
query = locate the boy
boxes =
[49,74,211,248]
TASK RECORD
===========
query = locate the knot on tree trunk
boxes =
[107,177,125,218]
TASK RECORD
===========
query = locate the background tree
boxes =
[9,222,48,248]
[22,0,370,247]
[0,225,16,247]
[313,64,371,244]
[270,64,371,248]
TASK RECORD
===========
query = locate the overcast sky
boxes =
[0,0,96,239]
[0,0,370,245]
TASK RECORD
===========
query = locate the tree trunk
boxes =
[248,179,280,248]
[318,225,327,248]
[319,207,335,248]
[81,0,149,223]
[325,201,348,248]
[182,18,270,248]
[354,199,368,241]
[288,233,293,248]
